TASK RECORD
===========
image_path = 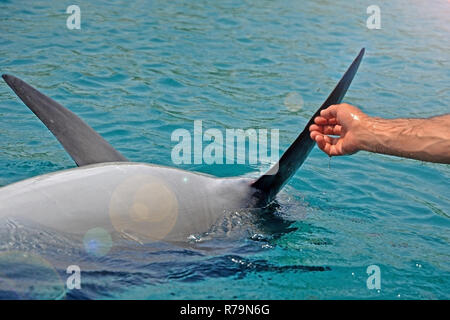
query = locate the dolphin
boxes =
[0,49,364,244]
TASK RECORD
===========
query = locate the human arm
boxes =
[309,103,450,164]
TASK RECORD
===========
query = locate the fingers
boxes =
[310,131,334,145]
[320,104,340,119]
[329,124,342,135]
[308,103,358,156]
[310,130,321,140]
[310,124,342,136]
[314,116,337,125]
[309,132,343,156]
[313,133,327,152]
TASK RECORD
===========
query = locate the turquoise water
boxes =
[0,0,449,299]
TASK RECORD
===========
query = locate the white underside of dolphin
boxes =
[0,49,364,244]
[0,162,255,243]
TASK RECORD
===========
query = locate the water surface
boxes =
[0,0,449,299]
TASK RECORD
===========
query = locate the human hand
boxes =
[309,103,369,156]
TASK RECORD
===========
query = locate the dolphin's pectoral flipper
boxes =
[252,49,365,202]
[2,74,128,166]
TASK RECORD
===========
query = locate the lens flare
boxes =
[0,277,20,300]
[109,174,179,242]
[83,227,113,257]
[0,251,65,300]
[284,92,304,112]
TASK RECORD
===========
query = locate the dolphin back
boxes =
[252,49,365,202]
[2,49,364,202]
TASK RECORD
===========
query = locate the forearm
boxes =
[358,114,450,164]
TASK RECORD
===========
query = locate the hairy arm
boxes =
[360,114,450,163]
[309,103,450,164]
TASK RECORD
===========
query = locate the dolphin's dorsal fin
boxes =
[2,74,128,166]
[252,49,365,201]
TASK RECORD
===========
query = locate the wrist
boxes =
[355,116,384,153]
[357,116,429,157]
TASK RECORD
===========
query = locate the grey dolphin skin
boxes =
[0,49,364,243]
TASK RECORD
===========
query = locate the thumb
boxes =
[320,105,340,120]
